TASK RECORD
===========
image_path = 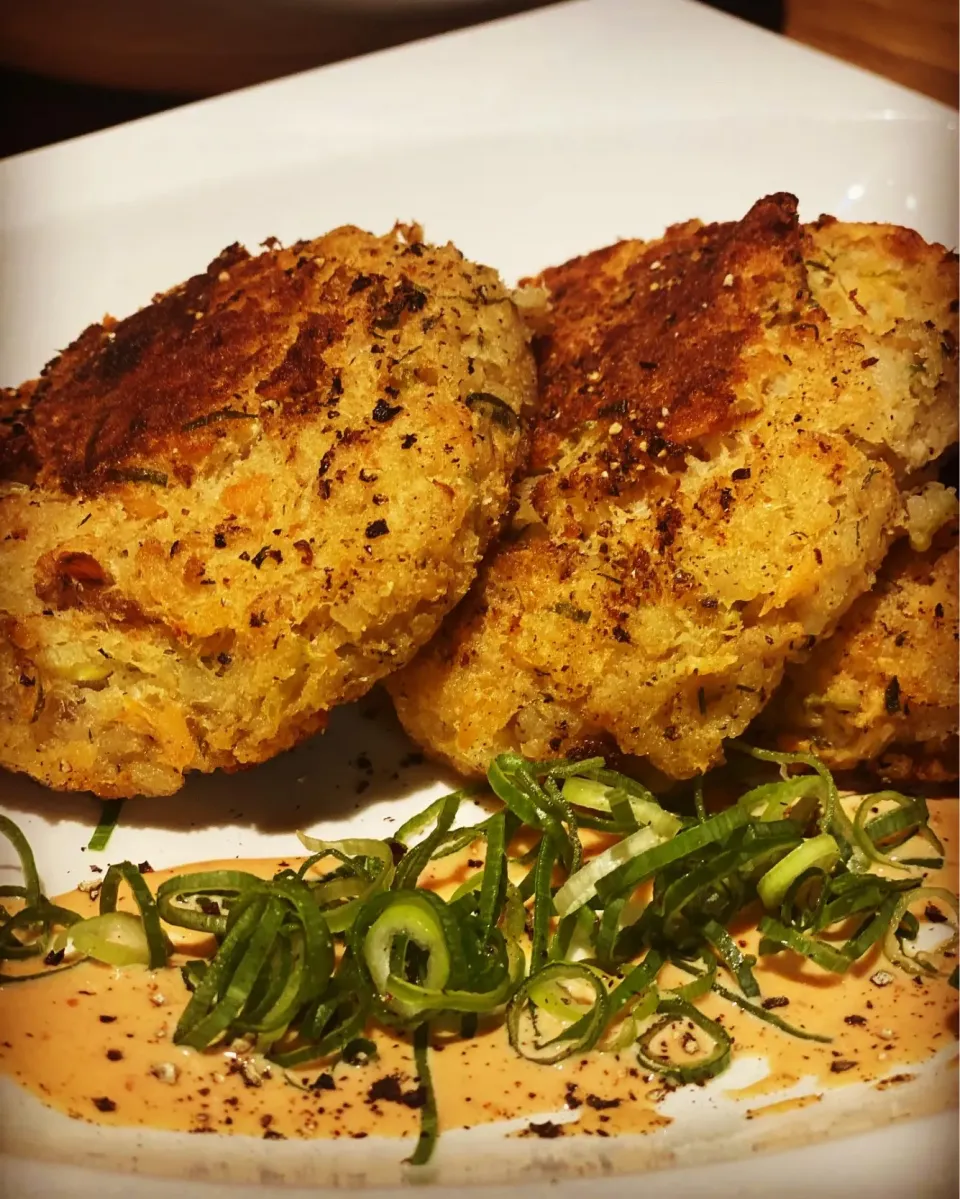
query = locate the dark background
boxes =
[0,0,784,160]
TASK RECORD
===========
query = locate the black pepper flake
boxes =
[138,861,154,873]
[401,1086,427,1110]
[884,676,901,713]
[99,1015,117,1024]
[925,904,949,924]
[466,858,483,869]
[528,1120,563,1139]
[312,1072,336,1091]
[401,433,418,449]
[860,356,879,368]
[263,1129,286,1140]
[44,948,65,966]
[761,996,789,1010]
[251,545,282,569]
[365,519,389,539]
[731,467,751,481]
[92,1096,117,1112]
[612,624,631,643]
[830,1060,857,1073]
[365,1074,425,1108]
[585,1094,620,1111]
[372,398,402,423]
[700,596,718,609]
[213,532,227,548]
[106,1049,123,1061]
[844,1014,867,1026]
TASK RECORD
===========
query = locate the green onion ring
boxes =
[636,995,732,1084]
[884,887,958,977]
[507,962,609,1063]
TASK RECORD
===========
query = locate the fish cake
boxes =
[768,516,959,781]
[388,195,958,779]
[0,226,538,797]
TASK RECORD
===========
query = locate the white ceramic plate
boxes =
[1,1,958,1195]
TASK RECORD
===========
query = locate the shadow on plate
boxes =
[0,688,468,834]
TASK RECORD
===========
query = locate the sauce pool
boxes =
[0,803,957,1148]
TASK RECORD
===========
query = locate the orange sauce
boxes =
[0,802,956,1150]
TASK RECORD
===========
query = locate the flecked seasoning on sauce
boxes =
[0,802,956,1148]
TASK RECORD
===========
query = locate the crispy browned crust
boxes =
[768,522,959,781]
[389,196,958,780]
[529,194,806,471]
[3,236,449,494]
[0,226,539,797]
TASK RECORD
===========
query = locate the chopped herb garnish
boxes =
[464,391,520,430]
[552,601,591,624]
[104,467,168,487]
[0,745,955,1162]
[88,800,124,852]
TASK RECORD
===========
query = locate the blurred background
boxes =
[0,0,956,159]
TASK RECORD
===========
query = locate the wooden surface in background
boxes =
[786,0,959,106]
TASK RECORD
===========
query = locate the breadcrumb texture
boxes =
[389,195,959,779]
[0,226,538,797]
[768,520,959,781]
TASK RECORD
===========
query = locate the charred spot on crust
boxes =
[884,676,902,713]
[256,310,345,403]
[372,398,403,423]
[530,194,807,471]
[0,237,375,494]
[370,276,428,331]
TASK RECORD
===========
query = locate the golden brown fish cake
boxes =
[0,226,539,797]
[768,521,959,781]
[388,195,958,780]
[800,216,959,471]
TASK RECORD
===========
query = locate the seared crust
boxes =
[388,196,958,779]
[531,200,798,469]
[768,521,959,781]
[0,226,538,796]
